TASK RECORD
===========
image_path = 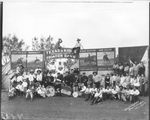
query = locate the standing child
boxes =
[25,85,34,101]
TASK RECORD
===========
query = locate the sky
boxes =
[3,0,149,52]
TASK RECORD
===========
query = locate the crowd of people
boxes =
[8,59,147,105]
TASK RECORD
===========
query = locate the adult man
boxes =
[71,38,84,57]
[81,73,88,87]
[63,72,70,86]
[93,71,100,88]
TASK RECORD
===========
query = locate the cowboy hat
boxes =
[93,71,97,74]
[77,38,81,41]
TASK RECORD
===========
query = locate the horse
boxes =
[17,57,23,64]
[103,54,110,63]
[34,57,40,63]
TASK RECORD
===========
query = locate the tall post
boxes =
[0,2,3,90]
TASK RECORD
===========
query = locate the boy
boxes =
[25,85,34,101]
[15,81,24,96]
[130,87,140,103]
[36,84,46,98]
[22,77,28,96]
[90,84,98,100]
[91,88,103,105]
[84,85,92,101]
[8,85,16,99]
[28,69,36,85]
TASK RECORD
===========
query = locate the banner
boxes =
[45,48,77,60]
[26,51,44,71]
[11,51,44,71]
[11,51,27,70]
[79,48,115,71]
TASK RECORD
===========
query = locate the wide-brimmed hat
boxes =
[30,69,34,73]
[37,69,42,73]
[77,38,81,41]
[93,71,97,74]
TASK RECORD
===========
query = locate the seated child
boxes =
[91,88,103,105]
[25,85,34,101]
[85,85,92,101]
[15,81,24,96]
[36,85,46,98]
[111,86,118,100]
[8,85,16,99]
[103,86,111,100]
[90,84,98,100]
[79,83,86,97]
[130,86,140,103]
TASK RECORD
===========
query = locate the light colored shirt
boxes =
[16,84,24,91]
[28,74,35,82]
[85,88,91,94]
[93,75,100,83]
[36,74,42,81]
[80,86,86,92]
[90,88,98,94]
[16,76,23,82]
[130,89,140,95]
[120,76,126,85]
[94,91,102,97]
[22,81,28,88]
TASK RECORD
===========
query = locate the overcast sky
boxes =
[3,1,149,51]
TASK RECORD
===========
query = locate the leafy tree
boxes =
[32,35,54,51]
[2,34,28,65]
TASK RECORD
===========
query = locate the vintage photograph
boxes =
[11,54,26,70]
[1,1,149,120]
[79,52,97,66]
[26,54,43,70]
[97,51,115,66]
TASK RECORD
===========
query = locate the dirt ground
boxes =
[1,92,149,120]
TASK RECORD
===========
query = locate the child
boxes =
[15,81,24,96]
[130,87,140,103]
[22,77,28,96]
[111,86,118,100]
[36,85,46,98]
[104,86,111,100]
[79,83,86,97]
[28,69,36,85]
[91,88,103,105]
[25,85,34,101]
[90,84,98,100]
[8,85,16,99]
[35,69,43,84]
[84,85,92,101]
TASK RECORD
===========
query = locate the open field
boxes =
[1,92,149,120]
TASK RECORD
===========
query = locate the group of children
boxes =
[8,69,51,101]
[79,83,140,105]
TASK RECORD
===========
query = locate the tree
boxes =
[2,34,28,65]
[32,35,54,51]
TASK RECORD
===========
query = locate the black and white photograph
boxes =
[79,52,97,67]
[1,0,149,120]
[97,51,115,66]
